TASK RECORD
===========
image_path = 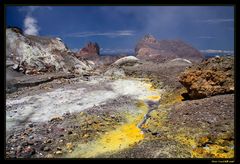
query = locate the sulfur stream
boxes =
[66,80,162,158]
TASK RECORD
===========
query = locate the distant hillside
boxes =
[135,35,204,63]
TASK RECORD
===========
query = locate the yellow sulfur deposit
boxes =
[175,134,197,149]
[145,82,156,91]
[172,132,234,158]
[147,95,161,101]
[68,121,144,158]
[65,80,162,158]
[192,144,234,158]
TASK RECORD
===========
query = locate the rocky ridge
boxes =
[75,42,100,60]
[6,28,93,75]
[135,35,204,63]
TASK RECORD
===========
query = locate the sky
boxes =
[6,6,234,54]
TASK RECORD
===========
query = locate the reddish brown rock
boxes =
[179,56,234,99]
[135,35,204,63]
[75,42,100,60]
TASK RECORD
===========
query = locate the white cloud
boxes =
[198,36,216,39]
[200,49,234,54]
[66,30,135,38]
[196,18,233,23]
[24,16,39,35]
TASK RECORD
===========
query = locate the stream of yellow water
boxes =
[66,81,161,158]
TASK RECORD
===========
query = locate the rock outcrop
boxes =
[179,56,234,99]
[111,56,140,67]
[135,35,204,63]
[75,42,100,60]
[104,56,140,78]
[166,58,192,65]
[6,28,93,75]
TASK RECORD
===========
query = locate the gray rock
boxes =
[43,146,50,152]
[104,56,140,78]
[111,56,140,67]
[6,28,93,75]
